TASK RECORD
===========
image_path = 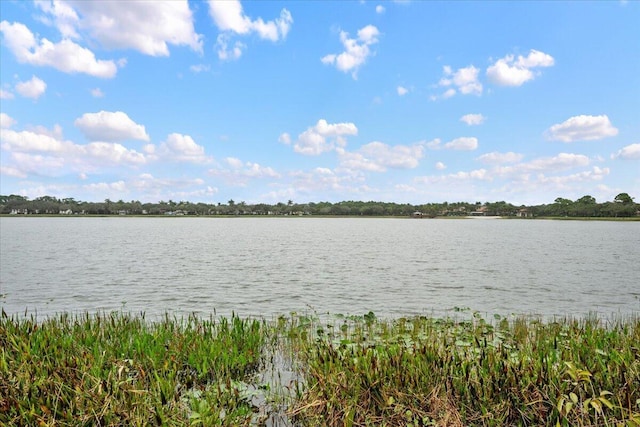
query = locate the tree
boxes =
[614,193,634,204]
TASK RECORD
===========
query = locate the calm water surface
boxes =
[1,217,639,319]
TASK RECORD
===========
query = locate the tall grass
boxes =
[285,312,640,426]
[0,311,265,426]
[1,309,639,426]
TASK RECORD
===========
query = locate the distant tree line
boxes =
[0,193,637,217]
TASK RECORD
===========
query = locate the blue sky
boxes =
[1,0,639,205]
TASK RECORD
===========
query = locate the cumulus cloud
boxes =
[291,167,366,195]
[83,142,146,165]
[209,157,280,185]
[0,113,16,128]
[477,151,523,164]
[545,115,618,142]
[486,49,554,86]
[376,5,385,13]
[321,25,380,79]
[75,111,150,142]
[460,113,485,126]
[536,166,609,187]
[1,128,75,153]
[215,34,245,61]
[494,153,590,176]
[290,119,358,155]
[0,20,118,78]
[37,0,203,56]
[435,161,446,170]
[397,86,408,96]
[338,141,424,172]
[158,133,209,163]
[444,137,478,151]
[436,65,482,98]
[611,143,640,160]
[15,75,47,99]
[208,0,292,60]
[0,126,148,176]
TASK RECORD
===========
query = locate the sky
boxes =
[0,0,639,206]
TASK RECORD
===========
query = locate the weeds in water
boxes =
[0,310,265,426]
[283,311,640,426]
[1,309,639,426]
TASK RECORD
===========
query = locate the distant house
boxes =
[517,208,532,218]
[469,206,488,216]
[411,211,424,218]
[59,209,73,215]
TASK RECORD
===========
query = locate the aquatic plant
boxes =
[1,309,638,426]
[285,312,640,426]
[0,311,265,426]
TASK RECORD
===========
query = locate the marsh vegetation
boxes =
[1,310,639,426]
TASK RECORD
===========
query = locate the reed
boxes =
[285,311,640,426]
[0,311,265,426]
[1,309,639,426]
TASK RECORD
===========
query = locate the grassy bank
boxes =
[1,310,639,426]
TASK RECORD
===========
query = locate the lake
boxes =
[1,217,639,319]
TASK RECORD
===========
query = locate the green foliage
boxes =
[1,310,639,426]
[2,193,639,217]
[0,312,265,426]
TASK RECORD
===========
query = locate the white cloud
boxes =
[545,115,619,142]
[477,151,523,164]
[611,143,640,160]
[291,167,366,195]
[0,89,15,99]
[425,138,442,150]
[208,0,292,41]
[460,113,485,126]
[208,0,291,60]
[486,49,554,86]
[536,166,609,186]
[1,128,75,153]
[322,25,380,79]
[41,1,203,56]
[83,180,128,193]
[210,157,280,185]
[397,86,408,96]
[338,141,424,172]
[0,165,27,178]
[90,87,104,98]
[435,161,446,170]
[34,0,80,39]
[0,113,16,128]
[436,65,482,98]
[376,5,385,13]
[278,132,291,145]
[494,153,590,176]
[291,119,358,155]
[126,174,217,201]
[215,34,245,61]
[75,111,150,142]
[190,64,210,73]
[15,75,47,99]
[1,126,148,176]
[444,137,478,151]
[158,133,210,163]
[83,142,146,165]
[0,20,118,78]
